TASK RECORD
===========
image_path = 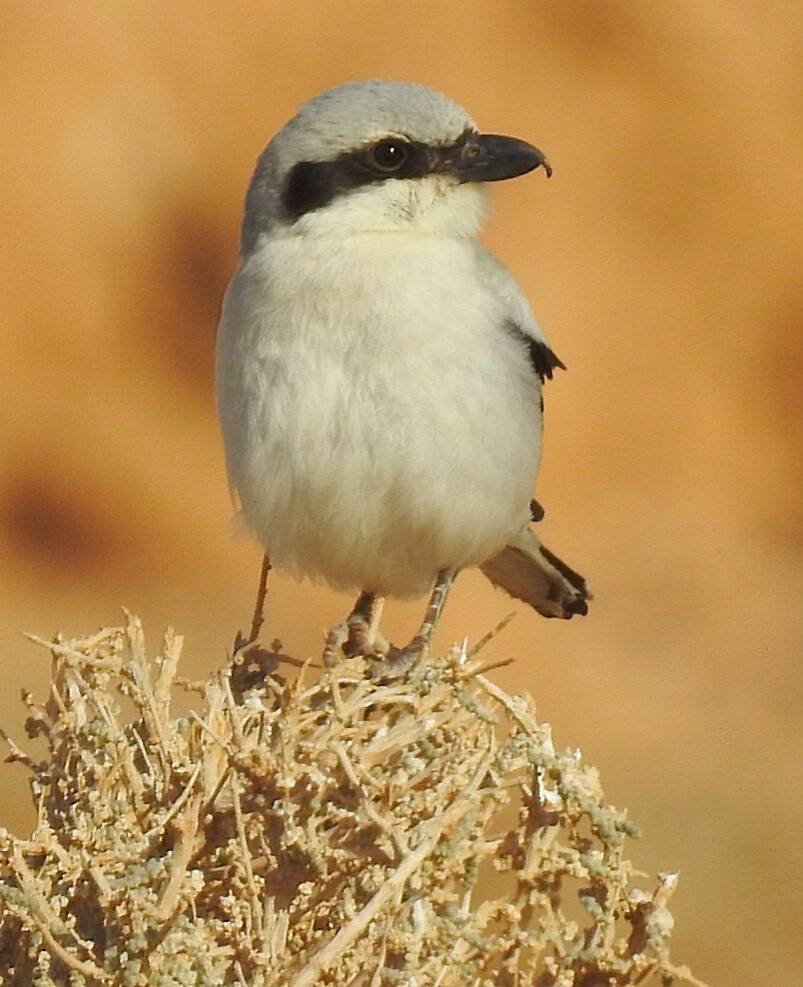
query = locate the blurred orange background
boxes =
[1,3,801,982]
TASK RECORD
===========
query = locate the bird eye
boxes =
[365,138,410,173]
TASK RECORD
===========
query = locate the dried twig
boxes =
[0,616,705,987]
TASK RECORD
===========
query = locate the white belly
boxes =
[216,232,541,598]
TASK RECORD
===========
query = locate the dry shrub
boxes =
[0,615,705,986]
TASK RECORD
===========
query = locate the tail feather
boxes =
[480,527,591,619]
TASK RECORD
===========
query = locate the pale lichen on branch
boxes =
[0,616,706,986]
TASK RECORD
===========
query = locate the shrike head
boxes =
[241,80,550,252]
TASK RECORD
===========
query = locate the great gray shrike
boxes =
[216,80,590,675]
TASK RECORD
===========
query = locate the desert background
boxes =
[1,2,801,982]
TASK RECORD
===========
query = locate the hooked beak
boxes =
[450,132,552,183]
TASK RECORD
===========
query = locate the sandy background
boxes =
[1,2,801,982]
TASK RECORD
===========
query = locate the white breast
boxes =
[216,229,541,598]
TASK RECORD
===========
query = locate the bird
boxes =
[215,80,590,676]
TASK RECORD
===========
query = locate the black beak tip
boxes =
[523,142,552,179]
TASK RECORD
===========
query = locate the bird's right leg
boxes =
[323,591,389,665]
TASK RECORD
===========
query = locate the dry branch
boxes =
[0,616,706,986]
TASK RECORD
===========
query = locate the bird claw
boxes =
[368,638,426,682]
[322,621,349,667]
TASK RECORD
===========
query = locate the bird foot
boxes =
[323,615,390,666]
[368,637,427,682]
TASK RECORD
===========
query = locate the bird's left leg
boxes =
[370,568,455,680]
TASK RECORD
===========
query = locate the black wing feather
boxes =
[506,320,566,382]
